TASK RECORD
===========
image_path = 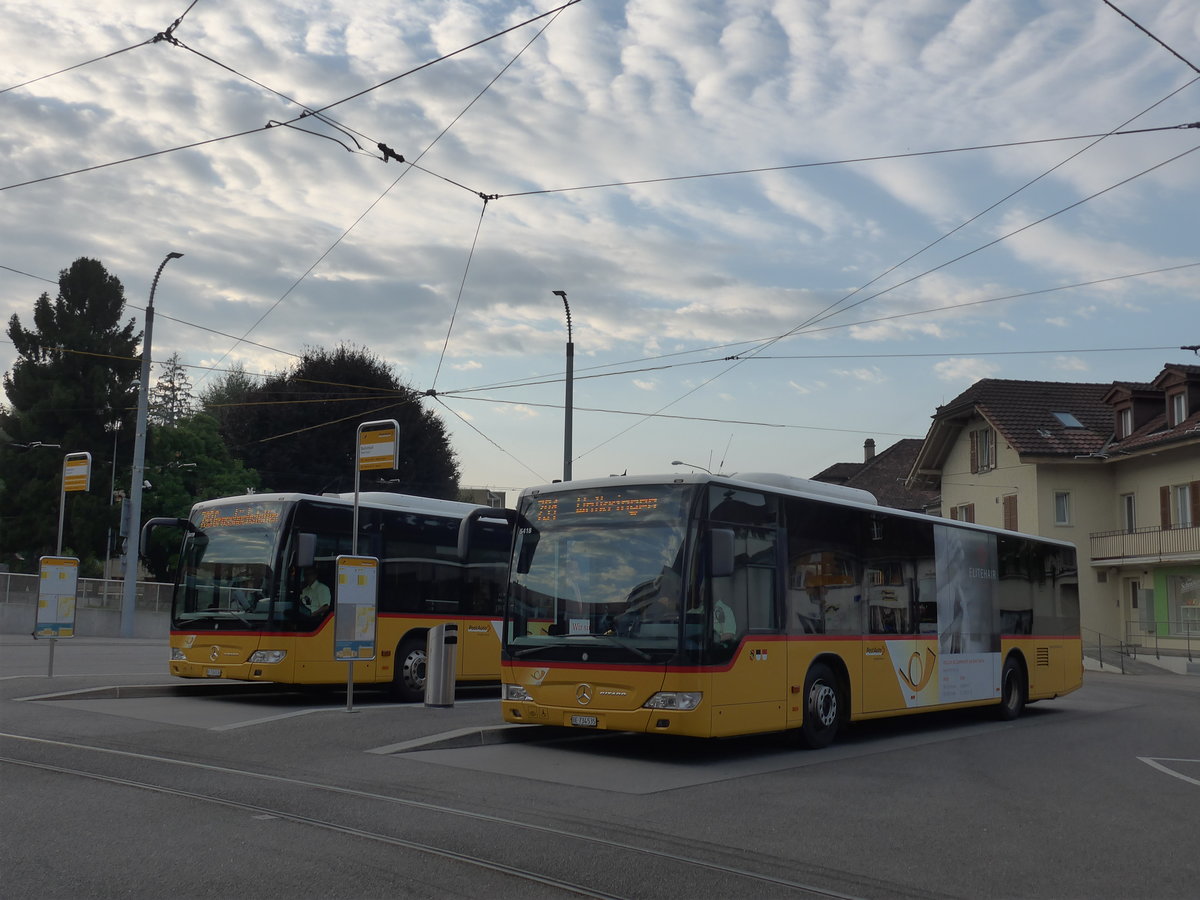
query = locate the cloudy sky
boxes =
[2,0,1198,494]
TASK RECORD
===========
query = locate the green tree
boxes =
[197,361,256,436]
[139,413,261,580]
[0,258,139,572]
[149,351,194,426]
[213,344,460,497]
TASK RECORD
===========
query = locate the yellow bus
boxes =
[499,473,1081,747]
[147,491,514,701]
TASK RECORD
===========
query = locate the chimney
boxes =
[864,439,876,462]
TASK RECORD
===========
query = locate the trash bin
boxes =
[424,623,457,707]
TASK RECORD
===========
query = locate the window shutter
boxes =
[1190,482,1200,526]
[969,431,979,474]
[1160,485,1171,529]
[965,503,975,523]
[1003,494,1018,531]
[949,506,959,521]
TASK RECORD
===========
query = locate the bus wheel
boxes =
[798,662,842,749]
[390,636,426,703]
[997,656,1026,721]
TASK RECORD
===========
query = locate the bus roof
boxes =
[191,491,507,519]
[518,472,1076,550]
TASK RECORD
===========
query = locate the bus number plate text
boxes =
[570,715,598,728]
[205,668,222,678]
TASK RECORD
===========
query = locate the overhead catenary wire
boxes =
[191,1,568,394]
[5,4,1197,483]
[1102,0,1200,74]
[430,262,1200,396]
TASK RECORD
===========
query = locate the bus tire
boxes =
[997,655,1026,721]
[390,635,427,703]
[798,662,842,749]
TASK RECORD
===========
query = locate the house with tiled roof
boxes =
[906,363,1200,649]
[813,438,939,513]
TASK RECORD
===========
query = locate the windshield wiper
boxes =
[514,643,558,658]
[586,633,652,661]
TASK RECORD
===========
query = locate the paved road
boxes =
[2,634,1197,899]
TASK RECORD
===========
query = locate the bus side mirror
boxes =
[457,508,518,562]
[710,528,735,578]
[297,533,316,568]
[514,520,539,575]
[139,517,196,560]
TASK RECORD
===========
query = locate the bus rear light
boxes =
[248,650,286,664]
[644,692,702,711]
[503,684,533,702]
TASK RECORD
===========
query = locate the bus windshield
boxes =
[173,501,290,630]
[505,483,697,661]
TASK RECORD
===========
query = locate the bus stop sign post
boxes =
[35,556,80,677]
[334,555,378,713]
[58,451,91,555]
[352,419,400,555]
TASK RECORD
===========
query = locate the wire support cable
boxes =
[431,395,546,484]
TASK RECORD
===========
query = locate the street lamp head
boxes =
[552,290,567,298]
[167,252,184,260]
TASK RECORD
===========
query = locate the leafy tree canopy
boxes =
[211,344,460,498]
[139,413,261,580]
[0,258,140,570]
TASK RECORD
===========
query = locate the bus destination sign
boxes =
[536,492,660,522]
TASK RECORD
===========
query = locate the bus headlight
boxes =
[170,648,186,661]
[247,650,286,664]
[503,684,533,702]
[644,692,702,711]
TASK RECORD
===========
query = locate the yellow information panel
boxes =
[334,556,377,660]
[357,426,398,471]
[35,556,79,638]
[62,452,91,492]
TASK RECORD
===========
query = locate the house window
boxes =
[1002,494,1018,531]
[1174,484,1194,528]
[970,428,995,473]
[1169,391,1187,426]
[1117,407,1132,438]
[1052,411,1084,428]
[1162,482,1200,529]
[1121,493,1136,533]
[950,502,975,523]
[1053,491,1072,526]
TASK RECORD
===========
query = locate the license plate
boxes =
[570,715,598,728]
[205,668,222,677]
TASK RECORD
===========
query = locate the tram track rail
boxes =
[0,732,877,899]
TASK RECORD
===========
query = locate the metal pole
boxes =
[553,290,573,482]
[57,457,67,556]
[121,252,183,638]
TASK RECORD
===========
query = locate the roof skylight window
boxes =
[1051,412,1084,428]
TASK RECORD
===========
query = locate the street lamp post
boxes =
[121,252,183,638]
[553,290,573,482]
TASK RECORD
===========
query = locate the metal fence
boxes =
[0,571,172,638]
[0,571,172,610]
[1125,618,1196,662]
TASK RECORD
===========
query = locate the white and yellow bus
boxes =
[147,491,514,701]
[500,473,1081,747]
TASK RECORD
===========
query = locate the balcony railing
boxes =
[1090,523,1200,561]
